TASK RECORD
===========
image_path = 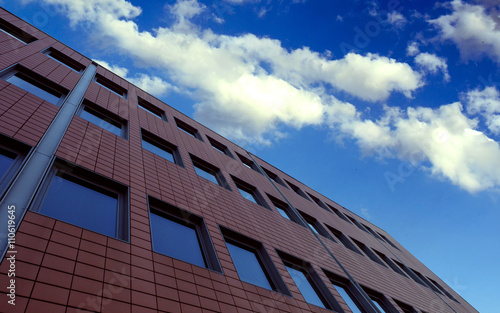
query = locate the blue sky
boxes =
[2,0,499,311]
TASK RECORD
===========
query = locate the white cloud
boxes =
[465,87,500,135]
[414,52,450,82]
[93,59,173,97]
[429,0,500,62]
[35,0,500,192]
[406,41,420,56]
[336,15,343,22]
[386,11,407,28]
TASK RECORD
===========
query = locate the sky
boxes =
[2,0,499,311]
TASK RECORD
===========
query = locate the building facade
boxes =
[0,8,478,313]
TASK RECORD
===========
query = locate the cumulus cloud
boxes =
[386,11,407,28]
[94,59,173,96]
[430,0,500,62]
[31,0,500,192]
[414,52,450,81]
[464,87,500,134]
[407,41,420,56]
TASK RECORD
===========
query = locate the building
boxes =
[0,7,478,313]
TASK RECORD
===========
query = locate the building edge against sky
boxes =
[0,7,478,313]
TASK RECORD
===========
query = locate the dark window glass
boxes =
[286,180,310,200]
[138,97,166,120]
[207,136,232,157]
[150,211,206,268]
[175,118,202,140]
[44,48,84,73]
[332,284,363,313]
[307,221,320,235]
[0,149,16,179]
[327,204,351,222]
[38,172,118,238]
[194,165,218,185]
[276,206,291,220]
[212,144,226,154]
[80,106,122,137]
[94,74,127,98]
[370,297,389,313]
[0,18,37,43]
[6,72,62,105]
[238,187,258,204]
[226,242,272,290]
[285,265,326,309]
[142,138,175,163]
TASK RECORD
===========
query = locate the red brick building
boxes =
[0,8,478,313]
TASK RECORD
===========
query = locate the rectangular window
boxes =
[175,117,203,141]
[149,197,221,271]
[326,273,366,313]
[232,176,269,209]
[2,65,66,106]
[278,251,339,311]
[326,204,351,222]
[0,135,30,196]
[221,227,289,294]
[306,193,331,212]
[411,269,443,294]
[190,154,230,190]
[427,277,458,302]
[377,232,400,250]
[262,167,286,187]
[347,216,370,233]
[351,238,387,267]
[325,225,361,254]
[361,223,383,240]
[298,211,331,238]
[94,73,127,99]
[141,130,183,166]
[364,288,394,313]
[137,96,167,121]
[394,300,417,313]
[78,100,127,138]
[0,18,37,44]
[31,159,128,240]
[285,180,310,201]
[43,47,85,73]
[207,136,233,158]
[393,260,427,287]
[373,250,407,276]
[268,195,301,224]
[236,152,261,173]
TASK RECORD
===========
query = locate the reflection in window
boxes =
[238,187,258,204]
[332,284,363,313]
[142,138,174,163]
[0,148,16,180]
[191,155,228,189]
[5,72,63,105]
[150,211,206,268]
[371,298,389,313]
[138,97,166,120]
[79,106,124,137]
[38,172,119,238]
[285,265,326,309]
[276,206,291,220]
[226,241,272,290]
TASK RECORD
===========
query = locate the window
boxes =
[0,135,29,196]
[141,130,183,166]
[175,117,203,141]
[326,204,351,222]
[361,223,383,240]
[427,277,458,302]
[364,288,394,313]
[31,159,128,240]
[278,251,338,310]
[78,100,127,138]
[149,197,221,271]
[347,216,370,233]
[394,300,417,313]
[306,193,331,212]
[190,154,230,189]
[94,73,127,99]
[2,65,66,105]
[137,96,167,121]
[373,250,407,276]
[326,273,366,313]
[43,47,85,73]
[221,228,289,294]
[351,238,386,267]
[207,136,233,158]
[0,18,37,43]
[285,180,310,201]
[268,195,301,224]
[236,152,261,173]
[232,176,269,209]
[393,260,427,287]
[298,211,331,238]
[377,232,400,250]
[410,269,444,294]
[262,167,286,187]
[325,225,361,254]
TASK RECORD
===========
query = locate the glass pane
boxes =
[285,265,326,309]
[142,139,175,163]
[333,284,363,313]
[307,222,319,234]
[194,165,219,185]
[80,107,122,137]
[238,187,257,204]
[226,242,272,290]
[6,74,61,105]
[150,212,206,268]
[242,162,253,170]
[0,150,15,179]
[39,173,118,238]
[371,298,389,313]
[212,144,226,154]
[139,103,162,118]
[178,126,197,138]
[276,206,290,220]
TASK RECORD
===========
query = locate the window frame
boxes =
[262,167,287,187]
[285,180,311,201]
[30,159,129,241]
[190,154,230,190]
[206,136,234,158]
[306,192,332,212]
[0,135,30,198]
[1,64,67,106]
[231,175,270,209]
[93,73,128,99]
[42,47,85,73]
[236,152,261,173]
[351,238,387,267]
[221,227,290,295]
[377,232,400,251]
[394,300,418,313]
[0,18,37,44]
[363,287,398,313]
[137,96,167,121]
[268,195,302,224]
[326,271,372,313]
[77,100,128,139]
[325,225,362,254]
[326,204,352,222]
[174,117,203,141]
[148,196,222,272]
[141,129,184,167]
[298,210,331,238]
[373,250,407,277]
